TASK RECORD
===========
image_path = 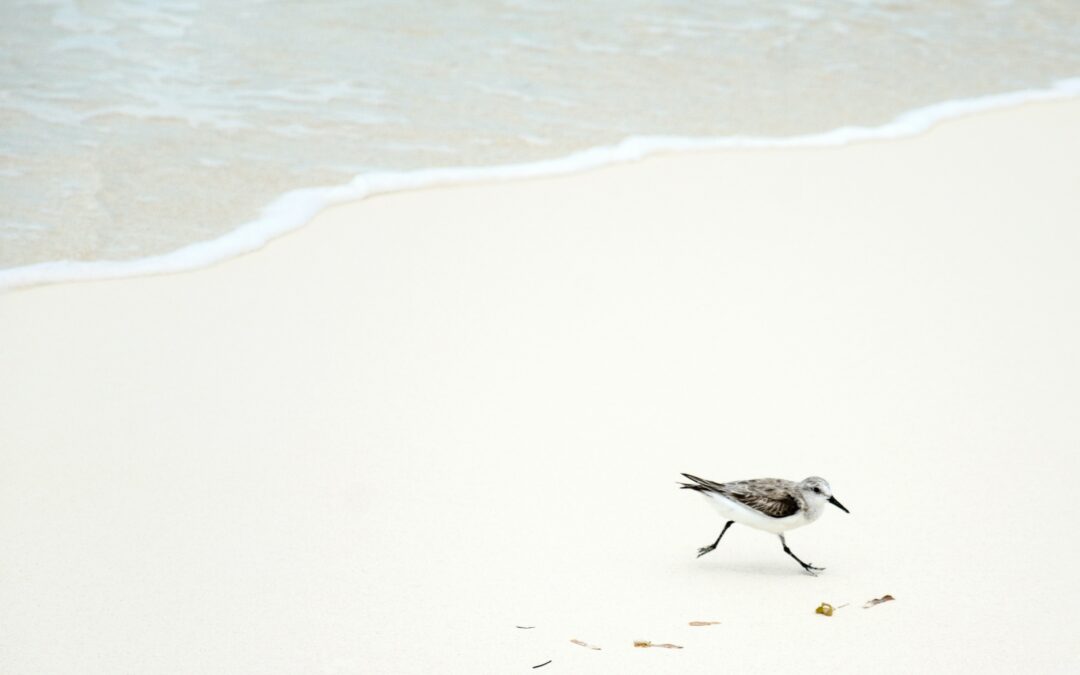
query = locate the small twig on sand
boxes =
[688,621,720,626]
[516,625,535,629]
[532,659,552,669]
[634,641,683,649]
[570,639,601,650]
[863,594,896,609]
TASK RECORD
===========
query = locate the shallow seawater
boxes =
[1,0,1079,270]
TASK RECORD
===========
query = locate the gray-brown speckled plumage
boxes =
[680,475,806,518]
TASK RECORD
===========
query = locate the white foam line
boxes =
[3,77,1079,292]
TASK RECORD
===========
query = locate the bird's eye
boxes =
[813,487,821,493]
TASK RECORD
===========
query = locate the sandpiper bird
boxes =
[679,474,849,575]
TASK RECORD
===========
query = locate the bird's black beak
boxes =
[828,496,850,513]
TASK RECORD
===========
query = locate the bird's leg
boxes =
[696,520,735,558]
[779,534,824,575]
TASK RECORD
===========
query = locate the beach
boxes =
[2,98,1079,673]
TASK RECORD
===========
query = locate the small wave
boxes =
[3,77,1079,292]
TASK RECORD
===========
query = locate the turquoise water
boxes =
[2,0,1079,271]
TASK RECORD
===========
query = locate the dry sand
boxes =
[3,100,1080,674]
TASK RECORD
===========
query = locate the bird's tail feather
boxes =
[678,473,714,492]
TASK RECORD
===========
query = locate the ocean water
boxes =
[2,0,1079,286]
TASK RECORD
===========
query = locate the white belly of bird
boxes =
[701,492,814,534]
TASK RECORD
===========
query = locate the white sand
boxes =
[3,100,1080,674]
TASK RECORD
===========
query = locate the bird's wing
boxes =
[720,479,802,518]
[681,474,802,518]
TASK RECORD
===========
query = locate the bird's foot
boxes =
[696,545,717,558]
[801,563,825,576]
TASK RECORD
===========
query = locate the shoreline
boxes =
[3,76,1079,292]
[3,95,1080,673]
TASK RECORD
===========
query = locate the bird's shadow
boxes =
[684,559,813,578]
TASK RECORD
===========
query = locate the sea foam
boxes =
[2,78,1079,292]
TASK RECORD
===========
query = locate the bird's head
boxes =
[799,476,849,513]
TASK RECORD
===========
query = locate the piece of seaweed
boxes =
[815,603,835,617]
